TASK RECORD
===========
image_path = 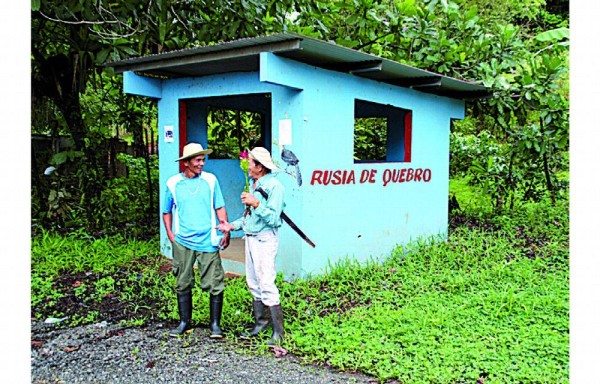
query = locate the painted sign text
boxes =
[310,168,432,186]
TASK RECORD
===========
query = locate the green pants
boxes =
[172,241,225,295]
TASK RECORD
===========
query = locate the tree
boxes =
[31,0,298,232]
[289,0,568,211]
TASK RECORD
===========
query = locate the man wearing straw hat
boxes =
[217,147,286,345]
[163,142,230,338]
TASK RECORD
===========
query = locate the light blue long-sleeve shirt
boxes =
[231,173,285,234]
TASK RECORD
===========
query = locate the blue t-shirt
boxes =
[163,171,225,252]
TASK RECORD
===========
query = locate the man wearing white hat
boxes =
[163,142,231,338]
[217,147,286,345]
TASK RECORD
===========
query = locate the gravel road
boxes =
[31,320,380,384]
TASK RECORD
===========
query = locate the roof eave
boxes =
[106,32,489,100]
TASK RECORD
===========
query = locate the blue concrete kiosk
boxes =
[109,32,489,280]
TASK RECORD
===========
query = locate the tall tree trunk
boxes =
[61,95,86,152]
[128,100,155,223]
[143,125,154,219]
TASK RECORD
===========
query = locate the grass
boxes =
[286,226,568,383]
[31,195,569,383]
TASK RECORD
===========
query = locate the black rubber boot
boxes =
[169,291,192,337]
[240,300,270,339]
[267,304,284,346]
[209,292,224,339]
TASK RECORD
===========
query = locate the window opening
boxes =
[354,99,412,163]
[203,93,271,159]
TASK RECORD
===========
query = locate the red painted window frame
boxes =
[404,111,412,162]
[178,100,187,172]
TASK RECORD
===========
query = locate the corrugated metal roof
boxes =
[107,32,490,100]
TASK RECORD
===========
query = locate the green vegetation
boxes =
[31,195,568,383]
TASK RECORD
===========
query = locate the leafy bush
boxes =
[93,153,159,238]
[32,151,159,239]
[450,130,505,178]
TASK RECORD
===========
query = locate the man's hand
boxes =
[241,192,259,208]
[166,230,175,243]
[219,231,231,249]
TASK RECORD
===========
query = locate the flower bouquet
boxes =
[240,150,251,216]
[239,150,250,192]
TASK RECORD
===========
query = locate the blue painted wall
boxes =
[123,53,464,280]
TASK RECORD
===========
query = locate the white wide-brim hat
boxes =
[176,143,213,162]
[249,147,278,170]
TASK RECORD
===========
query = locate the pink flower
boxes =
[239,150,249,159]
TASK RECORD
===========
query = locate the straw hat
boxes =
[249,147,278,170]
[176,143,213,162]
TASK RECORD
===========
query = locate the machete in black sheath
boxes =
[254,186,316,248]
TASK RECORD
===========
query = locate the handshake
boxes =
[216,191,259,234]
[216,222,234,233]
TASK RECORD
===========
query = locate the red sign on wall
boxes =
[310,168,432,186]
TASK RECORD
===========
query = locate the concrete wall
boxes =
[260,53,464,278]
[123,54,464,280]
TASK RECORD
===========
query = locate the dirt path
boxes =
[31,320,382,384]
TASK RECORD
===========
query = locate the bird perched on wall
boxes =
[281,146,302,186]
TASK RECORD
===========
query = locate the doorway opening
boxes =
[178,93,272,270]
